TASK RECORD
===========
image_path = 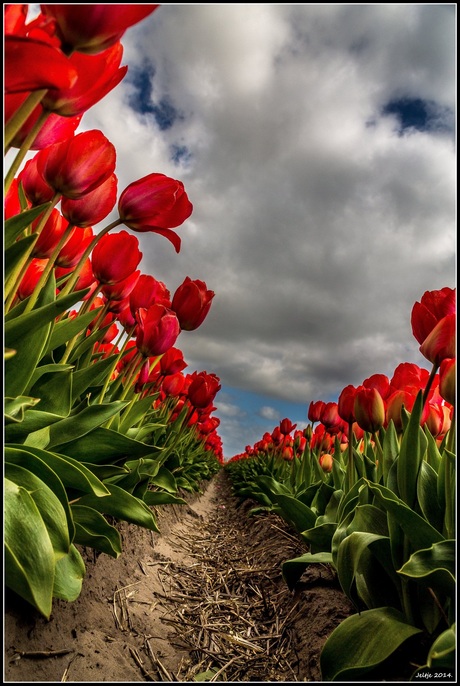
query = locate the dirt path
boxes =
[4,472,354,682]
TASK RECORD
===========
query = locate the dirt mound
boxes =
[4,471,354,682]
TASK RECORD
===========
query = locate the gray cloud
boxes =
[78,4,455,457]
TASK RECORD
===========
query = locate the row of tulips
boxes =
[4,4,224,619]
[225,286,456,681]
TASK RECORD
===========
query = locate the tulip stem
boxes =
[97,327,136,404]
[444,411,455,539]
[422,362,439,408]
[4,89,48,151]
[4,109,50,194]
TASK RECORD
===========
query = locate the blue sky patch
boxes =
[381,97,454,136]
[126,64,181,130]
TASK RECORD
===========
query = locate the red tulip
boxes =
[160,347,188,376]
[91,231,142,285]
[5,92,82,149]
[353,387,385,433]
[41,42,127,116]
[41,4,159,55]
[279,418,297,436]
[5,35,77,92]
[31,208,68,258]
[4,179,24,219]
[419,314,456,366]
[171,277,215,331]
[308,400,326,423]
[136,304,180,357]
[363,373,391,400]
[118,173,193,253]
[162,372,187,397]
[187,371,221,409]
[55,226,94,268]
[320,402,345,435]
[129,274,171,315]
[385,390,417,431]
[337,385,359,424]
[18,156,55,205]
[17,258,48,300]
[101,270,140,304]
[56,258,96,295]
[4,4,28,35]
[439,358,455,406]
[319,454,334,473]
[411,287,456,365]
[36,129,116,199]
[60,174,118,227]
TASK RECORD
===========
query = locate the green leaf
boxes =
[44,402,129,449]
[28,367,73,417]
[426,625,456,670]
[53,544,86,601]
[4,202,52,247]
[71,356,119,401]
[6,444,110,497]
[301,522,337,553]
[44,309,101,355]
[143,491,187,506]
[75,484,160,532]
[71,505,122,558]
[282,552,334,591]
[149,466,178,493]
[397,391,425,508]
[4,234,38,284]
[4,395,41,424]
[5,462,70,559]
[365,481,444,551]
[118,395,159,433]
[273,493,317,533]
[53,425,156,463]
[5,446,75,541]
[398,540,456,599]
[417,461,444,533]
[320,607,422,681]
[4,478,55,619]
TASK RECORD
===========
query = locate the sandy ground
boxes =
[4,471,354,682]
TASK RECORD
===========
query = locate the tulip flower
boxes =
[118,173,193,253]
[91,231,143,286]
[56,259,96,295]
[320,402,345,435]
[31,208,68,258]
[162,372,187,397]
[337,385,359,424]
[187,371,222,409]
[363,373,391,400]
[18,156,56,205]
[101,271,141,305]
[171,277,215,331]
[411,287,456,346]
[36,129,116,199]
[308,400,326,423]
[60,174,118,228]
[136,304,181,358]
[55,226,94,268]
[319,454,334,473]
[353,387,385,433]
[5,35,78,93]
[5,92,82,149]
[419,314,456,366]
[160,347,188,376]
[279,418,297,436]
[41,42,128,117]
[439,358,455,406]
[17,258,48,300]
[130,274,172,316]
[41,4,159,55]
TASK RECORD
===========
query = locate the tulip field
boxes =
[3,4,456,683]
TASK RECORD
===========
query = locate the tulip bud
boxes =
[353,387,385,433]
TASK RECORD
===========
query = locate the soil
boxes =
[4,470,355,683]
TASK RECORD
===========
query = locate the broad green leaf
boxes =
[44,309,101,355]
[398,540,456,599]
[382,420,400,483]
[53,544,86,601]
[53,425,156,463]
[300,522,336,553]
[424,426,442,472]
[4,288,89,397]
[71,505,122,558]
[5,462,70,559]
[4,409,65,443]
[426,625,456,670]
[365,481,444,551]
[5,446,75,540]
[274,493,317,533]
[4,395,40,424]
[143,491,187,506]
[397,391,425,508]
[417,461,444,533]
[71,356,119,401]
[6,444,110,497]
[4,234,38,284]
[4,202,51,247]
[150,466,178,493]
[118,395,159,433]
[4,478,55,619]
[75,483,160,532]
[320,607,422,681]
[28,367,73,417]
[282,552,334,591]
[45,402,128,449]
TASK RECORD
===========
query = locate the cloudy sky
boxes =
[45,5,457,458]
